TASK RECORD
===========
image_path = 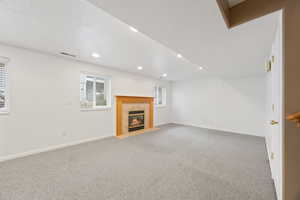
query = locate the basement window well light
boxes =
[0,62,8,113]
[154,86,167,107]
[80,73,111,110]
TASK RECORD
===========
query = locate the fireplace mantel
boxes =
[116,96,154,137]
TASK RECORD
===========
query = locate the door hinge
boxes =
[266,60,272,72]
[271,152,275,160]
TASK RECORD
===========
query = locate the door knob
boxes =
[271,120,279,125]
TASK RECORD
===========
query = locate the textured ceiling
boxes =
[87,0,279,78]
[0,0,279,80]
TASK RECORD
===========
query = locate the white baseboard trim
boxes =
[265,138,277,180]
[0,123,262,163]
[0,134,113,163]
[172,122,264,138]
[155,122,171,127]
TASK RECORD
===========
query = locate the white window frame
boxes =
[154,85,167,107]
[0,57,9,114]
[80,72,112,111]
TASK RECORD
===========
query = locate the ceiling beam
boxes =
[230,0,286,27]
[217,0,286,28]
[216,0,231,28]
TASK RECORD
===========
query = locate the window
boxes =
[80,73,111,110]
[154,86,166,106]
[0,63,8,113]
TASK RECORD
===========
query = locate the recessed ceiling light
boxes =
[177,54,183,58]
[162,73,167,77]
[198,66,204,70]
[137,66,143,70]
[130,26,138,33]
[92,53,100,58]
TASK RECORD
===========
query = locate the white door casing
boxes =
[266,11,283,200]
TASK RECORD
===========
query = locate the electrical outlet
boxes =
[62,131,67,137]
[66,101,72,106]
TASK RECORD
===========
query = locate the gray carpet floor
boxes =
[0,124,276,200]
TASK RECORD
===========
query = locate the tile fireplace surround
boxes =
[116,96,154,137]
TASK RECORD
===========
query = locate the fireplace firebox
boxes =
[128,110,145,132]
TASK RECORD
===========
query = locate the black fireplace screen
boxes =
[128,110,145,132]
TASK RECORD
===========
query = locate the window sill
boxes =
[155,105,167,108]
[0,110,9,115]
[80,107,112,112]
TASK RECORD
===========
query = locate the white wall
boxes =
[0,42,268,160]
[171,76,267,137]
[0,44,171,159]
